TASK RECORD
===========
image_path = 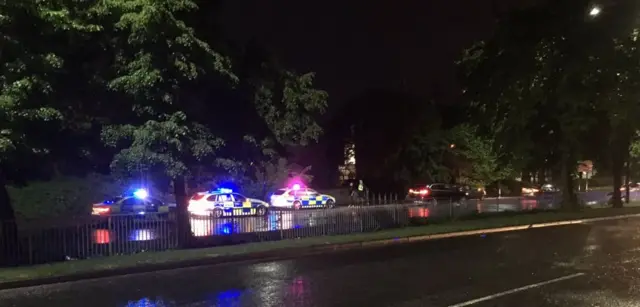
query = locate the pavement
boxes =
[2,217,640,306]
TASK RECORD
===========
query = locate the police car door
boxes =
[218,194,234,216]
[120,197,146,214]
[232,193,253,215]
[304,188,323,207]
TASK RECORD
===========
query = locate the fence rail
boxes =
[0,192,604,267]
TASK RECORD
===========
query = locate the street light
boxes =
[449,144,456,149]
[589,6,601,17]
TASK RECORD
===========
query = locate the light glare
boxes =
[133,189,148,199]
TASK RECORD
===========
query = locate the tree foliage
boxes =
[0,0,329,226]
[448,124,513,186]
[458,0,640,209]
[254,71,328,146]
[102,112,224,184]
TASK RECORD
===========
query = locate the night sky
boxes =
[220,0,537,114]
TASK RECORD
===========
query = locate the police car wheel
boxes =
[256,206,267,216]
[293,201,302,210]
[212,209,223,218]
[326,200,335,209]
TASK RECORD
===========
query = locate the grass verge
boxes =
[2,206,640,285]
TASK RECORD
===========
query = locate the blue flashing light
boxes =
[133,189,148,199]
[210,188,233,194]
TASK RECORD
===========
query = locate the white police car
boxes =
[270,184,336,210]
[188,188,269,218]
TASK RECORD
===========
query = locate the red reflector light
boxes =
[92,206,111,215]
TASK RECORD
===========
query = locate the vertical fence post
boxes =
[278,211,284,240]
[108,216,113,257]
[321,207,326,236]
[449,197,453,218]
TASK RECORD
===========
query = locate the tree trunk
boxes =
[612,160,623,208]
[626,159,631,204]
[611,129,630,208]
[0,170,19,266]
[560,154,578,211]
[173,176,192,248]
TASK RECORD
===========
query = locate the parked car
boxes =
[460,185,486,200]
[406,183,467,205]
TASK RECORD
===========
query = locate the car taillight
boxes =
[409,188,430,195]
[92,206,110,215]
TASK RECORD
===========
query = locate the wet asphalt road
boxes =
[3,218,640,306]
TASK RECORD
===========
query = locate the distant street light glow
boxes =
[589,6,601,17]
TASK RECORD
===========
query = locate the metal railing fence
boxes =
[1,194,565,267]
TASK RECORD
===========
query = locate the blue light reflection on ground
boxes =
[204,288,245,307]
[220,222,234,235]
[124,297,170,307]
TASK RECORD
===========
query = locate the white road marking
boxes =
[447,273,585,307]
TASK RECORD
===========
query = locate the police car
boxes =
[270,184,336,210]
[91,189,170,216]
[188,188,269,218]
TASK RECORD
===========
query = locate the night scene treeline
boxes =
[1,0,640,224]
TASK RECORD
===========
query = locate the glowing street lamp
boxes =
[589,6,601,17]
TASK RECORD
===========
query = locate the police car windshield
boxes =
[273,189,287,195]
